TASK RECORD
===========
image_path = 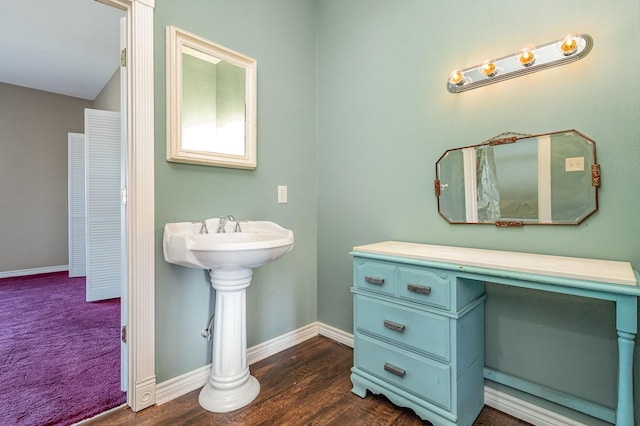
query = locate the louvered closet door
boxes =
[68,133,86,277]
[85,109,121,302]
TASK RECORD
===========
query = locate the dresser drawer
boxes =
[354,259,395,296]
[355,334,451,410]
[355,295,450,361]
[397,266,451,310]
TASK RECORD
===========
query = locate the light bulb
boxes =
[482,61,497,77]
[560,35,578,55]
[449,70,464,85]
[518,48,535,67]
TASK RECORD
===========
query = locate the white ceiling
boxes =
[0,0,124,100]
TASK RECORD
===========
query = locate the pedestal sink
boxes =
[163,218,294,412]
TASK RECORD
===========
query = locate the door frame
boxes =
[98,0,156,412]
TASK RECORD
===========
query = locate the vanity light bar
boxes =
[447,34,593,93]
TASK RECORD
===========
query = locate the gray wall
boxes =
[93,68,120,112]
[0,82,92,272]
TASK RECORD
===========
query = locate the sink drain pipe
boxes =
[201,313,215,340]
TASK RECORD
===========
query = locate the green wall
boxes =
[316,0,640,422]
[153,0,640,422]
[154,0,317,382]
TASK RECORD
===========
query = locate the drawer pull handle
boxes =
[407,283,431,295]
[383,320,406,332]
[365,276,385,285]
[384,362,406,378]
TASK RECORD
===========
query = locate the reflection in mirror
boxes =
[181,47,246,155]
[435,130,600,226]
[167,26,257,169]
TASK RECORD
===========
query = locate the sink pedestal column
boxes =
[199,267,260,412]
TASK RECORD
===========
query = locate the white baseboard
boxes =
[156,322,580,426]
[155,363,211,406]
[318,322,354,347]
[247,322,319,365]
[156,321,322,405]
[0,265,68,279]
[484,385,586,426]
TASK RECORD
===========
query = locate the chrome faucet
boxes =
[216,216,228,233]
[217,215,236,233]
[192,219,209,234]
[217,215,243,233]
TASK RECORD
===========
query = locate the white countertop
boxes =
[353,241,638,286]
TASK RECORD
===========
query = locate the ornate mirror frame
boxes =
[435,130,601,227]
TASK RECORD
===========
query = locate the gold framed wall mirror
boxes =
[166,25,257,169]
[435,130,600,226]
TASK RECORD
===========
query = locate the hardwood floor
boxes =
[86,336,530,425]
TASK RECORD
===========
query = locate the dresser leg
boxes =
[616,295,637,426]
[616,330,635,426]
[350,372,368,398]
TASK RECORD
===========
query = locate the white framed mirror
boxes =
[166,25,257,169]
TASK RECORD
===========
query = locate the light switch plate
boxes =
[278,185,288,203]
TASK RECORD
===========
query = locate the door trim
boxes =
[98,0,156,411]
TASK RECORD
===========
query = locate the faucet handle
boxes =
[191,219,209,234]
[217,216,228,233]
[234,219,247,232]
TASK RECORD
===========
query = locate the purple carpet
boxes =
[0,272,126,425]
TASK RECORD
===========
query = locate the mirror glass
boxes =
[435,130,599,226]
[167,26,257,169]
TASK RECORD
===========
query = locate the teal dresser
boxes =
[350,248,486,425]
[350,241,640,426]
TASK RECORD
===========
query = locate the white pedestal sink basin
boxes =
[163,218,294,412]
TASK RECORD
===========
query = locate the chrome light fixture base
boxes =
[447,34,593,93]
